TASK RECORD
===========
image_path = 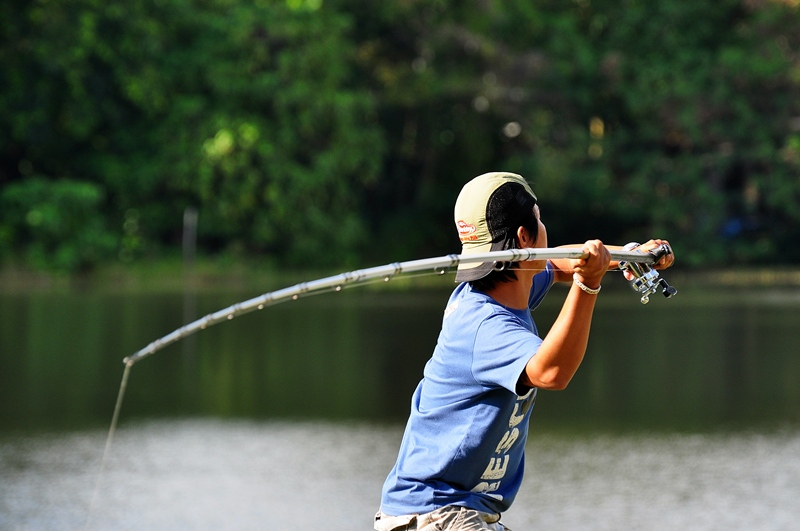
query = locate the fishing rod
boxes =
[122,244,676,366]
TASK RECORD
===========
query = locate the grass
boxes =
[3,256,800,295]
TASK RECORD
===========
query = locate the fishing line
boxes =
[84,361,132,531]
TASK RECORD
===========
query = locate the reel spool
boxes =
[619,242,678,304]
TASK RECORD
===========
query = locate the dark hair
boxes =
[469,206,540,292]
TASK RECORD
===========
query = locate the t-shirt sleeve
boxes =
[470,312,543,395]
[528,261,555,310]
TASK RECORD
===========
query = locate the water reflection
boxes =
[1,283,799,430]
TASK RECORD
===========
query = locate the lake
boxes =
[1,271,799,529]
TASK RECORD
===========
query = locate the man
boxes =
[375,172,674,531]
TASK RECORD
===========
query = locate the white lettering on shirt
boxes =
[509,392,535,427]
[480,455,509,480]
[470,481,503,500]
[494,427,519,454]
[443,300,459,319]
[470,390,535,497]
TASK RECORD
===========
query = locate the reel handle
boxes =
[659,278,678,298]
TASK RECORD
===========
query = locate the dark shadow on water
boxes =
[2,280,799,435]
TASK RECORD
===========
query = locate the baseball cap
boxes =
[454,172,538,282]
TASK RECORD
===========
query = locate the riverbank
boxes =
[3,258,800,294]
[0,256,456,294]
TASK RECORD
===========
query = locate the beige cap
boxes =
[454,172,537,282]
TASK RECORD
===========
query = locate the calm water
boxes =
[1,275,799,529]
[2,420,798,530]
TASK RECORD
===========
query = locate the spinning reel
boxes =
[619,242,678,304]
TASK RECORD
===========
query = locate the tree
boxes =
[341,0,800,265]
[0,0,385,270]
[1,0,798,271]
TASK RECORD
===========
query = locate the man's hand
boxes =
[632,239,675,270]
[572,239,611,289]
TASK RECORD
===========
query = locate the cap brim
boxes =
[454,260,496,282]
[454,236,512,282]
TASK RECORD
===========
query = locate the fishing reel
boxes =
[618,242,678,304]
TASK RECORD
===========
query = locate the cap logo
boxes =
[457,220,478,242]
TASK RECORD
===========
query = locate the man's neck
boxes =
[482,275,532,310]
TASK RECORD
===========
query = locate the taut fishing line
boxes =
[84,245,675,527]
[84,362,131,531]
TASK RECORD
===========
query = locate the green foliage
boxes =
[0,0,798,271]
[188,2,385,263]
[0,177,117,271]
[344,0,800,265]
[594,0,800,265]
[0,0,384,270]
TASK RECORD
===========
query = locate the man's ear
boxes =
[516,226,531,248]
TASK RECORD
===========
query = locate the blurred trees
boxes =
[0,0,384,269]
[1,0,798,272]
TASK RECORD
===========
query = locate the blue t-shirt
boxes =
[380,264,555,515]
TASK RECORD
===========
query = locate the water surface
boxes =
[1,420,798,530]
[1,277,799,529]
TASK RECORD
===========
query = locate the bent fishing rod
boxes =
[122,244,676,366]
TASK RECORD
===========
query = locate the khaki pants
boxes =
[374,506,510,531]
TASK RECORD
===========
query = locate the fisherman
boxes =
[375,172,674,531]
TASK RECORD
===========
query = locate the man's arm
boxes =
[520,240,609,390]
[548,239,674,283]
[521,238,676,390]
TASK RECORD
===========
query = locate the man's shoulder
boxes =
[446,283,499,318]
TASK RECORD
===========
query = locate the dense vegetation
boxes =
[1,0,799,272]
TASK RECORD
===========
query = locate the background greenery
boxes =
[2,0,799,273]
